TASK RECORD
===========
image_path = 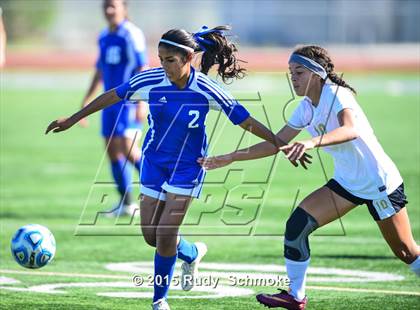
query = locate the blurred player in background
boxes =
[80,0,148,216]
[0,7,6,68]
[46,25,302,310]
[199,45,420,309]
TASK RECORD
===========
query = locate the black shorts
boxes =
[325,179,408,221]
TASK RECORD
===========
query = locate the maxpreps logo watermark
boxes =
[74,73,346,237]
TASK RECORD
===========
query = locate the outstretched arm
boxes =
[233,124,299,160]
[46,89,121,134]
[238,116,283,148]
[198,124,312,169]
[280,108,358,161]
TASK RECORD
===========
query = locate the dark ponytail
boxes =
[195,25,246,83]
[159,26,246,84]
[293,45,357,95]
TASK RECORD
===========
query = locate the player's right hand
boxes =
[282,151,312,170]
[280,141,314,170]
[45,117,75,134]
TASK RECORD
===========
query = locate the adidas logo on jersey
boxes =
[158,96,167,103]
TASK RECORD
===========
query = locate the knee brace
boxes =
[284,207,319,261]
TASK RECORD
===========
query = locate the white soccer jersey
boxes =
[288,83,403,200]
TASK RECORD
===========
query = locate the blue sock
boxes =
[110,158,132,204]
[153,252,177,302]
[177,237,198,264]
[134,158,141,172]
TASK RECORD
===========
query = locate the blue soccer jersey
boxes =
[115,67,250,200]
[96,20,148,137]
[97,20,148,90]
[115,67,250,161]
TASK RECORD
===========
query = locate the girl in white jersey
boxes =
[199,45,419,309]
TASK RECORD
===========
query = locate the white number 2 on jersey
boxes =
[105,46,121,64]
[188,110,200,128]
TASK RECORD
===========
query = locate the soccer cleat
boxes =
[152,298,170,310]
[256,289,307,309]
[105,202,139,218]
[181,242,208,291]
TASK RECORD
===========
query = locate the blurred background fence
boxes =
[1,0,419,70]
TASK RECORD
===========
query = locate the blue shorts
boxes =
[101,103,143,138]
[140,155,206,201]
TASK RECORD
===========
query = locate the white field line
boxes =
[1,268,419,297]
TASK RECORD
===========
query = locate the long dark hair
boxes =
[293,45,357,94]
[159,26,246,84]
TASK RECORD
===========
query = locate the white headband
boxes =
[289,53,327,79]
[159,39,195,53]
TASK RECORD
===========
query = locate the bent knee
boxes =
[143,236,156,247]
[156,229,177,248]
[141,230,156,247]
[285,208,318,240]
[284,207,319,261]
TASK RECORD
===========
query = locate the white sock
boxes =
[285,257,310,301]
[409,256,420,276]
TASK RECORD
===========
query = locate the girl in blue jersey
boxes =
[80,0,148,216]
[46,25,306,310]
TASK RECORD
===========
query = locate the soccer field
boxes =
[1,71,419,309]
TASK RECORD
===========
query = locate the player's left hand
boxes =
[197,154,233,170]
[280,140,315,163]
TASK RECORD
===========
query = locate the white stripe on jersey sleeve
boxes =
[198,75,237,105]
[197,77,234,108]
[124,21,146,52]
[203,76,234,97]
[128,75,168,101]
[129,68,165,86]
[190,79,220,111]
[130,72,166,88]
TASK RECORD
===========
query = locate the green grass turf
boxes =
[1,71,419,309]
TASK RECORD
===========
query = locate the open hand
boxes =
[45,117,75,134]
[280,140,315,169]
[197,154,233,170]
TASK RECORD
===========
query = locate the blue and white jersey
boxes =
[115,67,250,161]
[96,20,148,92]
